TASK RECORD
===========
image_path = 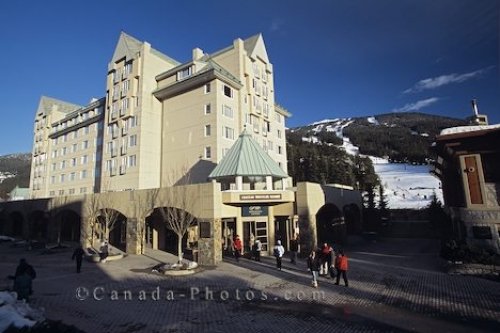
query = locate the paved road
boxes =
[1,238,498,333]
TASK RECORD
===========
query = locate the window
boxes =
[69,189,75,195]
[204,103,211,115]
[122,97,129,111]
[51,163,56,171]
[73,131,78,139]
[268,140,273,151]
[122,80,129,94]
[60,174,66,183]
[222,105,233,118]
[223,126,234,140]
[204,83,211,94]
[62,147,67,155]
[72,144,77,153]
[71,158,77,167]
[129,134,137,147]
[223,85,233,98]
[177,66,192,80]
[205,125,211,137]
[81,155,88,165]
[278,146,283,155]
[81,140,89,150]
[205,146,212,159]
[80,187,87,194]
[81,170,87,179]
[49,191,55,196]
[59,190,64,196]
[60,160,66,169]
[51,176,55,184]
[70,172,76,181]
[84,126,90,134]
[128,155,137,167]
[124,62,133,76]
[128,116,138,128]
[277,129,282,139]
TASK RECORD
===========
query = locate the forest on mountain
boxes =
[286,130,379,192]
[343,113,467,163]
[0,153,31,200]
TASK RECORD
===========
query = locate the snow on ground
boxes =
[0,291,44,332]
[367,116,379,125]
[371,157,443,209]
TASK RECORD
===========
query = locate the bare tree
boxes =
[98,182,122,245]
[158,168,198,263]
[48,195,68,246]
[135,188,159,254]
[83,193,100,249]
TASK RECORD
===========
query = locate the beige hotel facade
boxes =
[1,32,362,265]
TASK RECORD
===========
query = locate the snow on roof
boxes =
[440,124,500,136]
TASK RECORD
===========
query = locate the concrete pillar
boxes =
[267,207,275,255]
[236,176,243,190]
[126,217,141,255]
[266,176,273,190]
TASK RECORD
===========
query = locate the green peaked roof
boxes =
[208,129,288,179]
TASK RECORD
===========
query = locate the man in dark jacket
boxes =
[72,246,85,273]
[14,258,36,301]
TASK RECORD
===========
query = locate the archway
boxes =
[316,203,345,246]
[9,211,24,238]
[145,208,190,256]
[343,204,362,234]
[97,209,127,252]
[28,210,49,240]
[53,210,81,244]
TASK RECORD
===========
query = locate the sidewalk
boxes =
[1,239,499,333]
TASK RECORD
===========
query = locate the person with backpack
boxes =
[273,240,285,270]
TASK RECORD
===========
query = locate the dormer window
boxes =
[177,66,192,81]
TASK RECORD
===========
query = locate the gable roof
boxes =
[37,96,82,117]
[208,128,288,179]
[243,33,269,63]
[110,32,179,70]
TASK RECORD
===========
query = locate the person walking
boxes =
[335,249,349,287]
[273,240,285,270]
[289,236,299,264]
[72,246,85,273]
[254,239,262,261]
[233,235,243,262]
[13,258,37,302]
[320,242,334,276]
[307,250,320,288]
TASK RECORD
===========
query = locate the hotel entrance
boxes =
[242,205,269,254]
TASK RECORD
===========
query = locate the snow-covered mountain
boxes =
[289,113,457,209]
[370,157,442,209]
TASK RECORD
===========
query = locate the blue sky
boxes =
[0,0,498,155]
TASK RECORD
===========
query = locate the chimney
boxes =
[192,48,204,61]
[471,99,479,116]
[467,99,489,126]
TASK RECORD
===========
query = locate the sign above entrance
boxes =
[242,206,269,217]
[239,194,282,201]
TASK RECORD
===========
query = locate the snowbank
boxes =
[0,291,44,332]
